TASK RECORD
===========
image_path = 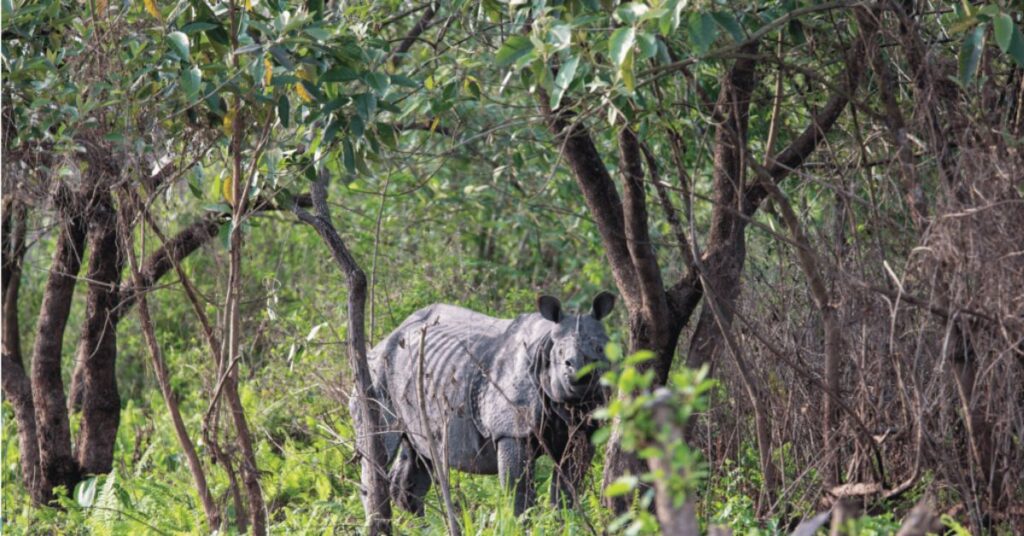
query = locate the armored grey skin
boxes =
[352,292,615,517]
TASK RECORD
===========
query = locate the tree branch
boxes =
[390,1,438,68]
[742,39,865,216]
[113,213,223,322]
[618,127,670,330]
[539,101,641,310]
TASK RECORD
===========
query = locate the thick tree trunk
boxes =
[600,315,683,513]
[1,202,44,502]
[539,98,709,514]
[69,213,222,411]
[684,44,759,375]
[74,192,123,475]
[31,199,87,499]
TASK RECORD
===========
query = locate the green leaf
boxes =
[354,93,376,120]
[277,95,290,128]
[463,76,482,99]
[1006,25,1024,67]
[182,21,219,34]
[365,72,390,96]
[75,477,98,508]
[181,66,201,99]
[350,114,365,138]
[604,475,638,497]
[549,55,579,110]
[621,48,635,92]
[615,2,648,24]
[994,13,1024,67]
[689,12,718,54]
[377,123,398,149]
[321,66,359,82]
[390,74,419,88]
[624,350,656,366]
[609,26,635,67]
[711,11,745,43]
[324,118,343,145]
[994,13,1013,51]
[342,138,355,173]
[661,0,686,36]
[637,446,663,460]
[549,24,571,51]
[958,23,986,84]
[496,36,534,67]
[269,46,296,70]
[167,31,190,62]
[605,342,623,362]
[637,31,657,60]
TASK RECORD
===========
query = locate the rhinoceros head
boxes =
[536,292,616,403]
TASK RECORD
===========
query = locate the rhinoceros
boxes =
[352,292,615,516]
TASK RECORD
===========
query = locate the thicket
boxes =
[2,0,1023,534]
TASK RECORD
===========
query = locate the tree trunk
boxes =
[1,201,44,502]
[31,198,87,499]
[74,192,123,475]
[224,92,269,535]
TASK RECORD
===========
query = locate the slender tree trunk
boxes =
[293,173,393,535]
[1,201,44,502]
[74,192,123,475]
[122,198,221,530]
[224,95,269,534]
[31,196,87,499]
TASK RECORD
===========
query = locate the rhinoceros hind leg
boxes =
[389,440,432,516]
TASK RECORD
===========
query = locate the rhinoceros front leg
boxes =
[497,438,535,516]
[550,429,595,508]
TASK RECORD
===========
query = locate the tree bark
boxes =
[293,175,393,535]
[68,213,222,410]
[1,201,44,502]
[31,193,87,500]
[73,191,123,475]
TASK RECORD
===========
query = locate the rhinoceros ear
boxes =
[591,291,615,321]
[537,295,562,323]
